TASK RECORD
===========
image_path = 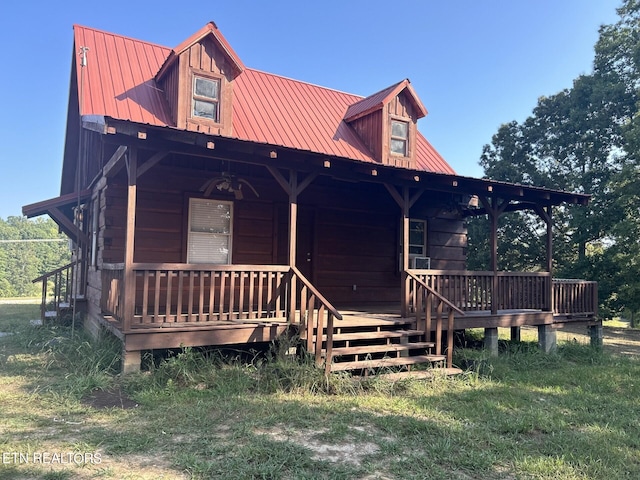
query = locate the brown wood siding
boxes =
[428,217,467,270]
[349,109,383,161]
[381,92,417,169]
[181,36,234,136]
[98,162,467,306]
[158,64,179,126]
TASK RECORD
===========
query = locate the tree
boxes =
[0,217,70,297]
[473,0,640,318]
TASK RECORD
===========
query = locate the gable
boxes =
[345,80,428,168]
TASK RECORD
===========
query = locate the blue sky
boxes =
[0,0,621,219]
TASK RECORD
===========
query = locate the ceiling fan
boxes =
[199,173,259,200]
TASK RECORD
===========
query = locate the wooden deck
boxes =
[37,263,599,374]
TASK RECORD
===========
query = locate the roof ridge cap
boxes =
[244,67,364,99]
[73,24,171,51]
[347,79,407,106]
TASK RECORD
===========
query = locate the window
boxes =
[187,199,232,264]
[192,76,220,122]
[390,119,409,156]
[409,219,426,256]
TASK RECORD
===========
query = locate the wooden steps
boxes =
[312,314,450,375]
[330,354,446,372]
[329,341,435,356]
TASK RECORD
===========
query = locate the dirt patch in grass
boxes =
[255,425,381,466]
[553,324,640,357]
[82,387,138,410]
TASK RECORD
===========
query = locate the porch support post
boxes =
[538,324,557,353]
[484,327,499,356]
[535,204,554,311]
[267,166,319,323]
[122,349,141,374]
[479,196,508,315]
[401,187,410,317]
[384,184,423,318]
[510,326,521,342]
[123,147,137,334]
[288,170,298,323]
[588,324,603,348]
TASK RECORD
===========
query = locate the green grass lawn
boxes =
[1,301,639,479]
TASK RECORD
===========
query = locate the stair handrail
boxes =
[32,261,76,324]
[406,270,464,368]
[406,271,465,316]
[290,266,342,374]
[31,261,76,284]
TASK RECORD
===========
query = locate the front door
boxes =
[296,207,315,282]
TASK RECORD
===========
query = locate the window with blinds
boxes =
[187,199,233,264]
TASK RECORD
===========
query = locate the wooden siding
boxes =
[179,36,234,135]
[381,92,418,169]
[157,62,179,127]
[97,161,467,308]
[349,109,383,161]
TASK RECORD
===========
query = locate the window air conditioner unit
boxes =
[412,256,431,269]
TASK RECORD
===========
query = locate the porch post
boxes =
[288,170,298,323]
[401,187,410,317]
[545,206,553,312]
[487,199,499,316]
[123,148,137,333]
[535,204,554,312]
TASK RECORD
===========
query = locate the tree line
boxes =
[467,0,640,322]
[0,217,70,297]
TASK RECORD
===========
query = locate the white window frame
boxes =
[187,198,233,264]
[390,119,409,156]
[192,75,221,123]
[408,219,427,257]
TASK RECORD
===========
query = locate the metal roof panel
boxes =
[71,24,454,174]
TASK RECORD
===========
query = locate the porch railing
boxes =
[552,279,598,318]
[409,269,552,312]
[100,263,342,369]
[32,262,75,323]
[406,271,464,367]
[408,269,597,319]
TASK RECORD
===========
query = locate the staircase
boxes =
[313,314,449,375]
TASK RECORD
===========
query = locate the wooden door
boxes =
[296,207,315,282]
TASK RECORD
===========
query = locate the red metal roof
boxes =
[72,24,455,175]
[344,79,428,122]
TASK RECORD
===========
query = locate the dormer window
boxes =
[193,76,220,122]
[390,119,409,156]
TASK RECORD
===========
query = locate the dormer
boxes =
[155,22,244,136]
[344,79,427,168]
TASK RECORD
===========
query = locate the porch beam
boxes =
[136,151,170,179]
[103,145,128,178]
[48,206,89,245]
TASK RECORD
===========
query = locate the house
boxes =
[23,22,600,374]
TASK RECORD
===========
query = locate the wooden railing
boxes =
[32,262,75,323]
[101,263,342,356]
[100,263,342,371]
[552,279,598,317]
[407,271,464,367]
[101,263,125,321]
[408,270,552,312]
[291,266,343,373]
[408,270,597,320]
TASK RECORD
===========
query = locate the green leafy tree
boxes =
[473,0,640,318]
[0,217,70,297]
